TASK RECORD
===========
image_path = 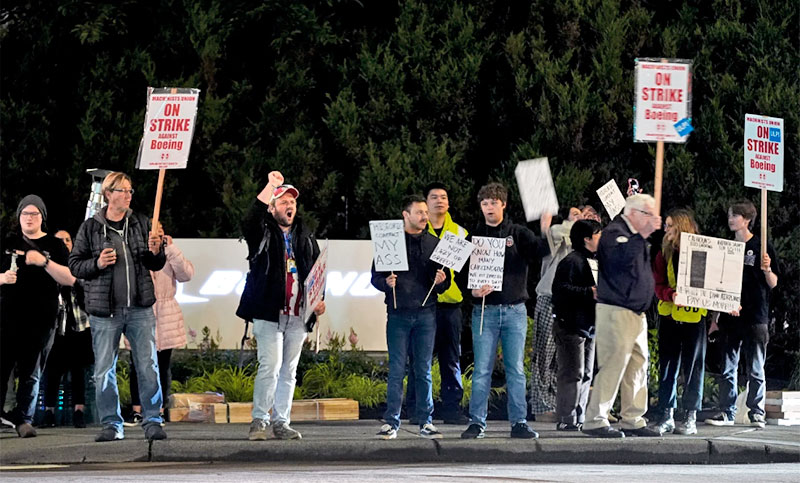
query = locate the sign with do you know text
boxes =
[369,220,408,272]
[468,236,506,291]
[744,114,784,192]
[674,233,744,313]
[137,87,201,170]
[633,59,692,143]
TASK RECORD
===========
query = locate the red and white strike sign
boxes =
[634,59,692,143]
[136,87,201,170]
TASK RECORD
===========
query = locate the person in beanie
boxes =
[1,195,75,438]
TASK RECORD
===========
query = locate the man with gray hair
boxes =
[582,194,662,438]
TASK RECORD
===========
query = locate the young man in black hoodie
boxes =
[551,219,601,431]
[372,195,449,440]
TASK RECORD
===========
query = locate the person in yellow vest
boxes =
[405,183,469,424]
[652,209,707,435]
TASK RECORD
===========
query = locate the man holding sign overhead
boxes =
[461,182,550,440]
[371,195,449,440]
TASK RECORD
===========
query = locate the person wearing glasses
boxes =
[582,194,662,438]
[69,172,167,442]
[0,195,75,438]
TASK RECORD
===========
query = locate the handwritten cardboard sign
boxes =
[430,232,473,272]
[369,220,408,272]
[596,179,626,219]
[468,236,506,290]
[674,233,745,313]
[514,158,559,222]
[137,87,201,169]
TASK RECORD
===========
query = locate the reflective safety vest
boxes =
[657,252,707,322]
[427,212,468,304]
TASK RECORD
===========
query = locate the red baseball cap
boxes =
[271,184,299,202]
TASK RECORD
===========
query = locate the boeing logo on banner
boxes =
[769,127,781,142]
[673,118,694,137]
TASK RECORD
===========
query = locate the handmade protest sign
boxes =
[303,243,328,326]
[596,179,626,219]
[468,237,506,291]
[430,232,473,272]
[674,233,745,313]
[744,114,783,193]
[514,158,559,222]
[137,87,201,170]
[633,59,692,143]
[369,220,408,272]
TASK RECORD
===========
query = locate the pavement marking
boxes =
[712,436,800,448]
[0,465,69,471]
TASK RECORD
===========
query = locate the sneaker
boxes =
[621,426,663,437]
[749,413,766,429]
[16,422,37,438]
[377,424,397,440]
[144,423,167,441]
[123,411,143,427]
[42,409,56,428]
[419,423,443,439]
[248,419,269,441]
[510,422,539,439]
[582,426,625,438]
[674,411,697,435]
[461,423,485,439]
[442,413,470,425]
[704,412,734,426]
[95,426,124,442]
[73,410,86,428]
[273,421,302,440]
[556,422,581,431]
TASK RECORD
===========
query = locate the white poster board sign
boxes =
[468,236,506,290]
[674,233,745,313]
[596,179,626,219]
[634,59,692,143]
[744,114,784,192]
[514,158,559,222]
[430,232,473,272]
[369,220,408,272]
[303,243,328,324]
[137,87,201,169]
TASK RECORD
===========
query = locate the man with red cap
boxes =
[237,171,326,441]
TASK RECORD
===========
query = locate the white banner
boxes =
[515,158,559,222]
[468,236,506,290]
[674,233,745,313]
[634,59,692,143]
[369,220,408,272]
[429,232,473,272]
[137,87,201,169]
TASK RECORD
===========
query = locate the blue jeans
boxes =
[719,323,768,418]
[384,308,436,429]
[657,316,706,412]
[469,303,529,428]
[91,306,163,434]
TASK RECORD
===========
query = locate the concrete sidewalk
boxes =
[1,420,798,467]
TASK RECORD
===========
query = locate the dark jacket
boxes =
[371,231,450,312]
[596,215,654,314]
[236,199,320,327]
[466,218,548,306]
[552,248,596,338]
[69,208,166,317]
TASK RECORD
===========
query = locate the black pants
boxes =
[130,348,172,409]
[406,303,464,418]
[554,320,595,425]
[44,329,93,407]
[0,322,56,424]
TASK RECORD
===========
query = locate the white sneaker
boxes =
[419,423,443,439]
[377,423,397,440]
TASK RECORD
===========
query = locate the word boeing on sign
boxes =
[744,114,784,192]
[137,87,201,170]
[634,59,692,143]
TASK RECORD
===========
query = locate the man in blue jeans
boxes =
[69,172,167,442]
[461,182,550,440]
[705,200,779,428]
[371,195,449,440]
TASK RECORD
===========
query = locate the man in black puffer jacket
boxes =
[70,172,166,443]
[237,171,326,442]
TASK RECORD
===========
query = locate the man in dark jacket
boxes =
[69,172,166,442]
[237,171,326,442]
[552,219,601,431]
[372,195,449,440]
[461,182,551,440]
[582,194,661,438]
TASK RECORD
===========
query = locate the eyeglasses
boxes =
[634,208,654,218]
[110,188,135,195]
[20,211,41,218]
